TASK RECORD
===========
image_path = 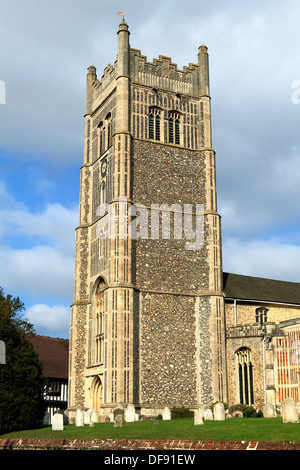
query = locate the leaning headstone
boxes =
[264,402,276,418]
[213,402,225,421]
[125,404,135,422]
[194,408,204,425]
[52,412,64,431]
[43,411,50,425]
[163,407,171,420]
[75,409,84,427]
[113,408,124,427]
[203,408,213,420]
[282,398,299,423]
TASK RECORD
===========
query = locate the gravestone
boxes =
[228,405,243,418]
[75,409,84,426]
[264,402,276,418]
[203,408,213,420]
[84,410,91,425]
[63,411,69,425]
[43,411,50,425]
[52,413,64,431]
[282,398,299,423]
[91,410,99,424]
[113,408,124,427]
[0,340,5,364]
[163,407,171,420]
[194,408,204,425]
[213,402,225,421]
[125,404,135,422]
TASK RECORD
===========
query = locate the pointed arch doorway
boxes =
[91,376,103,411]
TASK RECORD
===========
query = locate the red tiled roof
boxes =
[27,335,69,379]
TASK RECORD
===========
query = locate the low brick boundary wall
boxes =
[0,438,300,450]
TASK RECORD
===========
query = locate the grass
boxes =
[1,418,300,443]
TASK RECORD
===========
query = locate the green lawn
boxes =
[1,418,300,443]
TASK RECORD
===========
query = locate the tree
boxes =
[0,288,46,434]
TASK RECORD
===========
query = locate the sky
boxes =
[0,0,300,339]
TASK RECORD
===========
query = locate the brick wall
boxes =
[1,438,299,450]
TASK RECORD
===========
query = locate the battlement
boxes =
[87,21,209,112]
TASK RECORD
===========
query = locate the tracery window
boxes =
[148,107,161,141]
[236,347,254,405]
[256,307,268,326]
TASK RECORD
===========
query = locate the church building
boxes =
[67,20,300,421]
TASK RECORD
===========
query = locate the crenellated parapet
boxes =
[129,49,200,96]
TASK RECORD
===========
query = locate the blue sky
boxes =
[1,0,300,338]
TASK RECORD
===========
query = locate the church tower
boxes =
[68,20,227,420]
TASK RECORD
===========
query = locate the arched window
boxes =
[98,114,112,156]
[105,113,112,149]
[236,348,254,405]
[256,307,268,326]
[98,122,105,156]
[168,111,180,145]
[95,278,105,364]
[100,181,106,206]
[149,107,161,141]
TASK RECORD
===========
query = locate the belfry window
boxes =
[98,113,112,156]
[149,107,161,141]
[236,348,254,405]
[106,113,112,149]
[98,122,105,156]
[255,307,268,326]
[168,111,180,145]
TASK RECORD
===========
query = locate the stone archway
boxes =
[91,376,103,411]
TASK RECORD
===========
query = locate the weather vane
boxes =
[118,11,125,21]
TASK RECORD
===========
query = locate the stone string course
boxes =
[0,438,300,450]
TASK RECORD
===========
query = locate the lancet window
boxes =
[98,113,112,156]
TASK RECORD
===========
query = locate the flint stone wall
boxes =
[140,292,197,404]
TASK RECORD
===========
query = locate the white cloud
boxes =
[1,201,78,255]
[223,237,300,283]
[0,244,74,300]
[26,304,70,339]
[0,183,76,337]
[0,181,76,304]
[0,180,77,245]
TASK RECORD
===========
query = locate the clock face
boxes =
[101,160,107,176]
